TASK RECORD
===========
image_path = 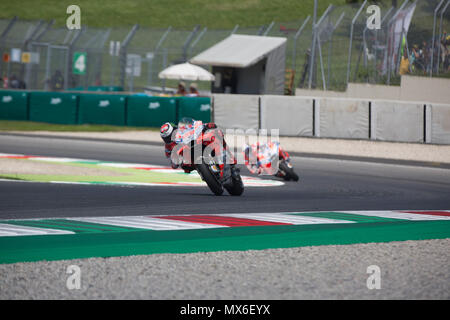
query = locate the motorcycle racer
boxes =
[160,120,237,174]
[243,141,292,178]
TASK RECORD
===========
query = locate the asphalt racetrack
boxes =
[1,134,450,300]
[1,134,450,219]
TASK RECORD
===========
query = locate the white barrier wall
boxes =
[371,100,424,143]
[213,94,259,129]
[317,98,369,139]
[427,103,450,144]
[260,95,313,136]
[211,94,449,145]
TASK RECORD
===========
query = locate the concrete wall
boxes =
[260,95,313,136]
[295,76,450,104]
[371,100,424,143]
[212,93,450,145]
[427,103,450,144]
[213,94,259,130]
[317,98,369,139]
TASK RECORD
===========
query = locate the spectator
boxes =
[9,74,20,89]
[176,81,186,95]
[399,51,409,75]
[439,32,449,73]
[444,35,450,72]
[410,44,419,72]
[298,48,311,88]
[49,70,64,91]
[418,42,428,74]
[188,83,199,96]
[94,72,102,86]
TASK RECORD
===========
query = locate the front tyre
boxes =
[196,163,224,196]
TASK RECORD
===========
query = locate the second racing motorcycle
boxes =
[244,141,299,181]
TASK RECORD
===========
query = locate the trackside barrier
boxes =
[126,95,177,127]
[213,93,450,145]
[316,98,370,139]
[0,90,29,121]
[260,95,313,136]
[2,88,449,145]
[213,94,259,130]
[427,103,450,144]
[29,92,79,124]
[67,86,124,92]
[78,94,127,126]
[87,86,124,92]
[370,100,424,143]
[177,96,211,123]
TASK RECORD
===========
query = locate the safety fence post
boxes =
[327,12,345,89]
[436,0,450,75]
[346,0,368,87]
[119,24,139,89]
[182,26,200,62]
[386,0,409,85]
[312,5,334,90]
[431,0,446,77]
[292,16,311,93]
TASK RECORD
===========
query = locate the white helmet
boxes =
[160,122,174,143]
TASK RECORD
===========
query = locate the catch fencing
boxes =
[0,1,448,94]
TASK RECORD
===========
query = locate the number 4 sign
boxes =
[73,52,87,75]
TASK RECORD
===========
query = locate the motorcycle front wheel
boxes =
[196,163,224,196]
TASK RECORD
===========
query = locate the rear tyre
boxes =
[225,174,244,196]
[279,161,299,182]
[196,163,224,196]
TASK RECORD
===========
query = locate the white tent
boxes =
[158,62,215,81]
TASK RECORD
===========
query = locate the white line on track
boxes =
[0,223,74,236]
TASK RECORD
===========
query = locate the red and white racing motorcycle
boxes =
[172,118,244,196]
[243,141,299,181]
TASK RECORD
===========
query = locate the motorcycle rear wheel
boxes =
[225,173,244,196]
[279,161,299,182]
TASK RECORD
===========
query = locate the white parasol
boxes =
[158,62,215,81]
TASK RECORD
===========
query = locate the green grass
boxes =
[0,120,158,132]
[0,0,346,29]
[0,158,202,184]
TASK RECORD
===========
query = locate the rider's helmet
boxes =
[160,122,175,144]
[242,144,251,159]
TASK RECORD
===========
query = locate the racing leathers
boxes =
[244,141,290,176]
[164,122,237,173]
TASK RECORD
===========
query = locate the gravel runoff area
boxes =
[7,130,450,164]
[1,239,449,300]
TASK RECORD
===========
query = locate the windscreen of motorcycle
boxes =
[175,119,203,145]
